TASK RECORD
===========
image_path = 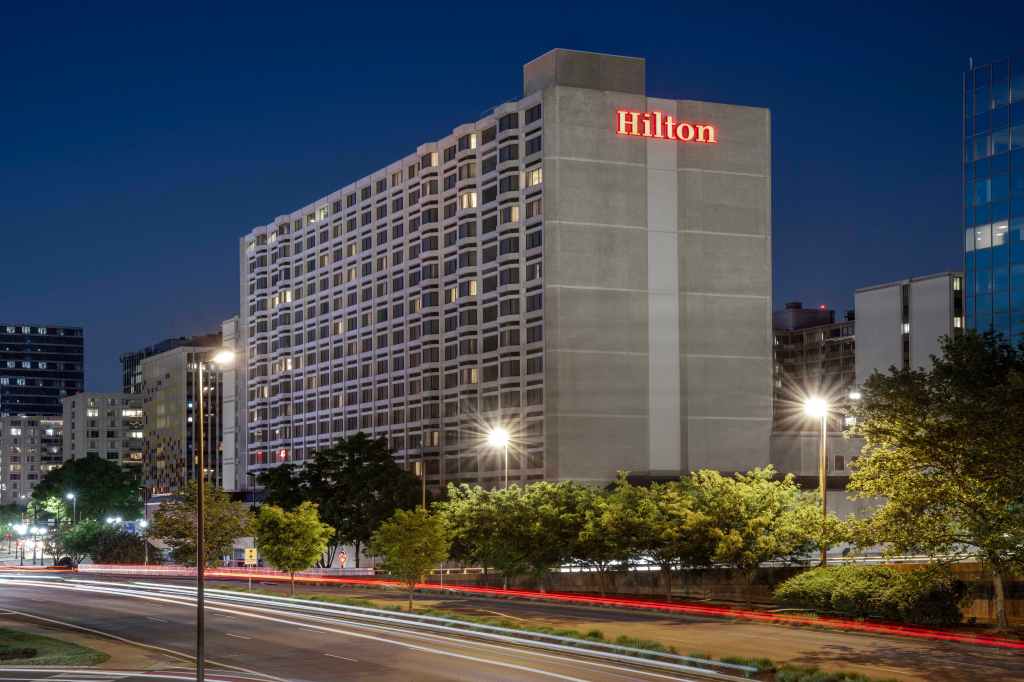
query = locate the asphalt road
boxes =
[0,574,731,682]
[206,578,1024,682]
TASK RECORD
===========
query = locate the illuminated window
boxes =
[902,322,910,334]
[954,316,963,329]
[460,192,478,209]
[86,408,99,418]
[527,167,543,187]
[448,287,458,303]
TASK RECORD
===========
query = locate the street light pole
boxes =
[486,428,511,490]
[195,358,206,682]
[818,412,828,567]
[193,349,234,682]
[803,397,829,567]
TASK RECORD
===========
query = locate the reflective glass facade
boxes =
[963,57,1024,338]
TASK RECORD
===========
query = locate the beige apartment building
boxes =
[62,392,144,471]
[0,415,64,504]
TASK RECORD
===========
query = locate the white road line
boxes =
[0,607,287,682]
[147,616,169,623]
[225,632,252,640]
[324,652,359,662]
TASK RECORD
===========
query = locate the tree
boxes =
[255,502,334,596]
[256,464,306,511]
[300,433,421,567]
[0,504,22,552]
[437,484,530,585]
[685,467,817,581]
[94,530,160,565]
[849,330,1024,629]
[519,481,592,591]
[151,482,252,566]
[30,454,141,521]
[63,519,106,565]
[370,508,449,611]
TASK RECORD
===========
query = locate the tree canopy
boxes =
[370,507,449,611]
[258,433,421,567]
[30,454,141,521]
[255,502,334,595]
[849,330,1024,629]
[151,482,252,566]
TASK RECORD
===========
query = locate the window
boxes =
[498,112,518,131]
[499,144,519,162]
[526,167,543,187]
[460,191,478,209]
[525,103,542,125]
[525,135,542,156]
[500,205,520,225]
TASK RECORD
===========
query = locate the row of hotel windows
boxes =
[249,353,544,406]
[250,220,543,316]
[256,322,542,381]
[249,194,542,288]
[244,104,541,242]
[966,61,1024,115]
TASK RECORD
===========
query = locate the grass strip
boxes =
[0,627,109,666]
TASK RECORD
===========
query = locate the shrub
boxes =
[774,565,965,626]
[776,665,893,682]
[0,646,37,661]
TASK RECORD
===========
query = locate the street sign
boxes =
[244,547,258,566]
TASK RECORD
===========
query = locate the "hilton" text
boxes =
[615,109,717,144]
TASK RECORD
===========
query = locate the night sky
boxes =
[2,2,1017,391]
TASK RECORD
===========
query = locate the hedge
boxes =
[774,564,965,626]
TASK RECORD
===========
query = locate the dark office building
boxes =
[963,57,1024,337]
[120,333,222,394]
[0,324,84,417]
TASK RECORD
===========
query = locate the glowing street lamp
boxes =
[66,492,77,524]
[803,397,830,566]
[487,427,511,489]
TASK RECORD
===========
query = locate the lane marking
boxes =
[324,652,358,662]
[225,632,252,640]
[0,607,287,682]
[3,582,715,682]
[147,616,169,623]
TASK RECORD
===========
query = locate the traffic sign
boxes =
[244,547,258,566]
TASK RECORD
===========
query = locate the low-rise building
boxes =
[0,415,64,505]
[62,392,144,472]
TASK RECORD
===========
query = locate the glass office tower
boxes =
[963,57,1024,338]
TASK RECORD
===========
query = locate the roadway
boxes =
[0,573,739,682]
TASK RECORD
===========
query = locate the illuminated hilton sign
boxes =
[615,109,717,144]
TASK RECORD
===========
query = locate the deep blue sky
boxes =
[2,2,1017,391]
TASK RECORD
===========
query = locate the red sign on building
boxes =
[615,109,717,144]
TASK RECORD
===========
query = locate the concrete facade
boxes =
[62,392,143,470]
[239,49,773,487]
[854,272,964,385]
[0,415,63,505]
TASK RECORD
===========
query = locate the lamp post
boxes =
[139,519,149,566]
[195,348,235,682]
[487,428,510,489]
[65,493,76,525]
[14,524,26,566]
[803,397,829,566]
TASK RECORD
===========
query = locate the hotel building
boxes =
[239,49,773,488]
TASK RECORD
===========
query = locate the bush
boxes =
[774,565,965,626]
[776,665,894,682]
[0,646,37,661]
[94,530,162,565]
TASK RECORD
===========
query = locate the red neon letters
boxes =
[615,109,717,144]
